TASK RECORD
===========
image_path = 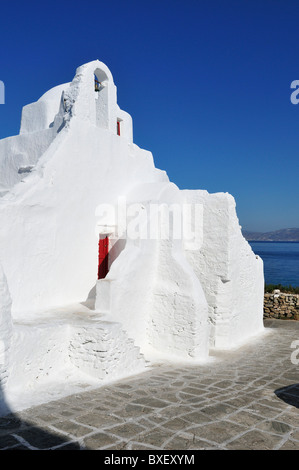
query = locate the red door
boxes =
[98,236,109,279]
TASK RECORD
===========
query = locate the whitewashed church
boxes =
[0,60,264,413]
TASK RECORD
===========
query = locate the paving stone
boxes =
[182,396,209,405]
[161,417,190,431]
[133,390,149,397]
[158,392,181,403]
[156,405,194,419]
[194,378,216,386]
[134,428,174,448]
[199,403,236,419]
[251,379,270,387]
[228,410,265,427]
[92,404,119,413]
[186,420,246,444]
[83,432,119,450]
[135,417,156,428]
[223,395,254,408]
[146,415,167,425]
[281,373,299,382]
[113,384,134,390]
[183,410,214,425]
[279,408,299,423]
[181,386,206,396]
[244,403,281,419]
[107,422,145,439]
[55,407,86,419]
[0,434,22,449]
[164,434,215,450]
[212,380,234,389]
[0,415,25,435]
[226,430,282,450]
[131,397,169,408]
[108,389,132,398]
[76,412,123,428]
[197,391,222,400]
[256,419,292,435]
[51,420,93,438]
[15,426,71,449]
[278,439,299,450]
[169,381,185,387]
[24,411,61,425]
[258,397,290,410]
[112,404,153,418]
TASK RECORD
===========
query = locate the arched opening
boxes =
[94,68,109,129]
[94,68,108,84]
[94,75,101,92]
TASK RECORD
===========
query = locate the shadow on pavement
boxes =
[0,413,82,450]
[275,384,299,409]
[1,390,80,450]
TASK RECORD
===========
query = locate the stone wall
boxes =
[264,290,299,320]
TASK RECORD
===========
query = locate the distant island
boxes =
[242,228,299,242]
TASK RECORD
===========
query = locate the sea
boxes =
[249,241,299,287]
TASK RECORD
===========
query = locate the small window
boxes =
[117,120,121,136]
[98,236,109,279]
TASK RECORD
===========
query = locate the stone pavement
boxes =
[0,319,299,450]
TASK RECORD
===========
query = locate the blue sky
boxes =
[0,0,298,232]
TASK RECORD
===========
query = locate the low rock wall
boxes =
[264,290,299,320]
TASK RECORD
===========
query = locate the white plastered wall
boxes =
[182,190,264,349]
[0,265,13,414]
[0,83,69,194]
[95,182,210,360]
